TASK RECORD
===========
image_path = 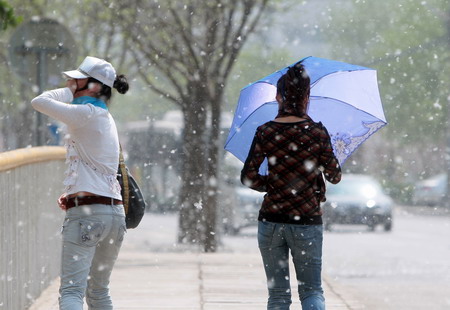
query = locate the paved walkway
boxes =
[29,251,354,310]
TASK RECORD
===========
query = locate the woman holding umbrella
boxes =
[241,62,342,310]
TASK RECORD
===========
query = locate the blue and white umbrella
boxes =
[224,56,387,172]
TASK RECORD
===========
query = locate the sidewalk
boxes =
[29,251,353,310]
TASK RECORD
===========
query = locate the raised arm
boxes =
[31,87,93,128]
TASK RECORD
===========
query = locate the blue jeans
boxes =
[59,203,126,310]
[258,221,325,310]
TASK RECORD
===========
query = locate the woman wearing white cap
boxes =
[31,56,129,310]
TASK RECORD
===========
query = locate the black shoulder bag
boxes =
[117,149,147,228]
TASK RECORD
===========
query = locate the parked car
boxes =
[218,154,265,235]
[412,173,446,206]
[233,186,265,232]
[323,174,393,231]
[219,182,264,235]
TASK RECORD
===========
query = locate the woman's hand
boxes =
[66,79,78,95]
[57,194,68,211]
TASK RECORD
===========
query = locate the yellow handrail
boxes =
[0,146,66,172]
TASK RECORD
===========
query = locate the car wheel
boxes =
[384,221,392,231]
[368,224,376,231]
[228,226,240,236]
[223,223,239,236]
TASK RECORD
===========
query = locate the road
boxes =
[126,206,450,309]
[321,206,450,310]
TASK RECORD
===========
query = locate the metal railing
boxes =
[0,146,66,310]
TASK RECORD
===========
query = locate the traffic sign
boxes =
[9,17,77,90]
[8,17,78,145]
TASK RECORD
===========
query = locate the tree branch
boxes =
[103,18,116,59]
[220,0,238,60]
[220,0,268,81]
[130,49,181,106]
[129,47,192,109]
[127,30,189,94]
[120,7,193,78]
[168,5,201,70]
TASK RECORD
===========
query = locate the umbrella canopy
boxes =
[224,56,387,172]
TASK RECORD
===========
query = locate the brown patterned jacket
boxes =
[241,119,342,224]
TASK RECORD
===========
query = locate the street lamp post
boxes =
[446,94,450,208]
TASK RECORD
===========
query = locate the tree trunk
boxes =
[177,88,223,252]
[445,8,450,208]
[203,92,223,252]
[177,98,207,246]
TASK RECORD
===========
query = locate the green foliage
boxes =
[0,0,21,30]
[323,0,450,145]
[315,0,450,186]
[224,46,293,112]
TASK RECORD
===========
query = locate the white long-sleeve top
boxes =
[31,87,121,200]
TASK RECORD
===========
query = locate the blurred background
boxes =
[1,1,450,308]
[2,0,450,209]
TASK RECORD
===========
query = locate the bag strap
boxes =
[119,145,130,214]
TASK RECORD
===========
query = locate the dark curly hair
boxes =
[276,61,310,117]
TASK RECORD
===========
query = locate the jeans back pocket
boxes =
[79,220,105,247]
[258,221,276,249]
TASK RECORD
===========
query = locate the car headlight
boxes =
[366,200,376,208]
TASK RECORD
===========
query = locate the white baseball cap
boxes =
[63,56,116,88]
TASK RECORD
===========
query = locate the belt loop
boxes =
[74,197,79,207]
